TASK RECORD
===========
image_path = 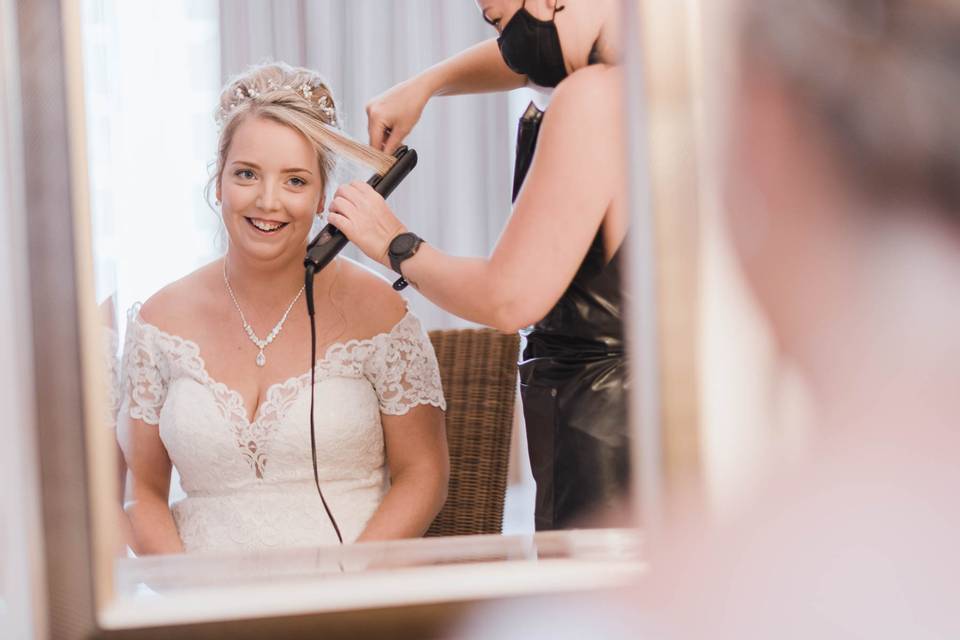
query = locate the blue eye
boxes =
[288,176,307,187]
[235,168,256,180]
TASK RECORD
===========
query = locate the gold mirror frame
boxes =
[14,0,711,636]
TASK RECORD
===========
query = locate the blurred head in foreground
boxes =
[727,0,960,401]
[649,1,960,634]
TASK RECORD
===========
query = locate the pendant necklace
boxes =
[223,260,305,367]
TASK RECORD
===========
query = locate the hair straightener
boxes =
[302,145,418,544]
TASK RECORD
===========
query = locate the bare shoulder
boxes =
[137,260,222,334]
[548,64,624,126]
[329,257,408,339]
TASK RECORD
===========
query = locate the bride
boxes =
[118,63,449,554]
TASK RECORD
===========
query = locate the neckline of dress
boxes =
[130,303,413,426]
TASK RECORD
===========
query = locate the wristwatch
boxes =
[387,232,425,291]
[388,232,424,275]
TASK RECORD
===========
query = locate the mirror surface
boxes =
[76,0,636,616]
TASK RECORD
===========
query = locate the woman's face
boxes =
[217,116,324,266]
[476,0,603,75]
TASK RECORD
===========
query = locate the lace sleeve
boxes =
[366,312,446,416]
[120,306,168,426]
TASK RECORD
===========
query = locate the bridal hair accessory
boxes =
[216,80,338,128]
[223,260,305,367]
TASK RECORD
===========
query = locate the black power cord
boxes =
[302,146,418,544]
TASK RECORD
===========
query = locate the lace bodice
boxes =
[119,304,445,553]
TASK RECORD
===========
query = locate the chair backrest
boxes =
[425,328,520,537]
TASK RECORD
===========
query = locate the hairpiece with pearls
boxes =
[216,80,339,127]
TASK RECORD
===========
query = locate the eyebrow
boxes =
[231,160,313,175]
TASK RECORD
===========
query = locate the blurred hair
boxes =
[741,0,960,213]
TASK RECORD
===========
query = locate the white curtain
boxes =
[81,0,223,504]
[219,0,516,329]
[81,0,222,326]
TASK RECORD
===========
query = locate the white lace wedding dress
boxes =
[120,304,445,553]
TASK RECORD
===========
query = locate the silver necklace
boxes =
[222,260,305,367]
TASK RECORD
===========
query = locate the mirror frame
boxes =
[14,0,697,636]
[16,0,99,638]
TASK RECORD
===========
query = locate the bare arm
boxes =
[367,39,525,153]
[114,443,136,555]
[422,38,525,97]
[336,68,626,332]
[356,404,449,541]
[118,417,184,555]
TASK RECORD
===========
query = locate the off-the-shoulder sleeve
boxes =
[120,306,169,426]
[365,312,446,416]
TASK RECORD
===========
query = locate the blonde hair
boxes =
[741,0,960,212]
[209,62,395,199]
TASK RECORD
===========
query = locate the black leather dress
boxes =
[513,102,630,531]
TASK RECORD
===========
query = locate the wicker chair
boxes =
[425,328,520,537]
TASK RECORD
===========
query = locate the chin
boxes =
[227,220,309,265]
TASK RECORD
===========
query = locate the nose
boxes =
[255,178,281,213]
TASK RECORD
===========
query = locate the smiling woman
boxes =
[117,62,449,555]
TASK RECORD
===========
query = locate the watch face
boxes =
[391,234,416,255]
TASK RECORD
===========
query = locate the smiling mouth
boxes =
[246,217,289,234]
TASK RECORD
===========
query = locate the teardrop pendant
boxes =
[256,351,266,367]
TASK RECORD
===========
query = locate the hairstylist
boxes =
[328,0,628,530]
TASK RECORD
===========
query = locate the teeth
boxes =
[250,218,284,232]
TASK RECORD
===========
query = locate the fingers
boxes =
[333,181,357,199]
[328,180,401,268]
[369,119,406,155]
[331,182,388,231]
[327,194,357,238]
[368,118,388,151]
[325,211,353,236]
[366,101,393,151]
[331,181,378,212]
[351,180,378,197]
[382,126,408,156]
[366,102,416,153]
[329,194,354,213]
[329,190,358,218]
[334,181,366,204]
[338,181,382,204]
[366,101,380,148]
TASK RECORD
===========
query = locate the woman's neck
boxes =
[223,248,319,311]
[591,0,621,66]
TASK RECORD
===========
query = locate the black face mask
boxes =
[496,1,568,88]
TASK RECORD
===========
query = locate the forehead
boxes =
[227,115,316,165]
[476,0,515,16]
